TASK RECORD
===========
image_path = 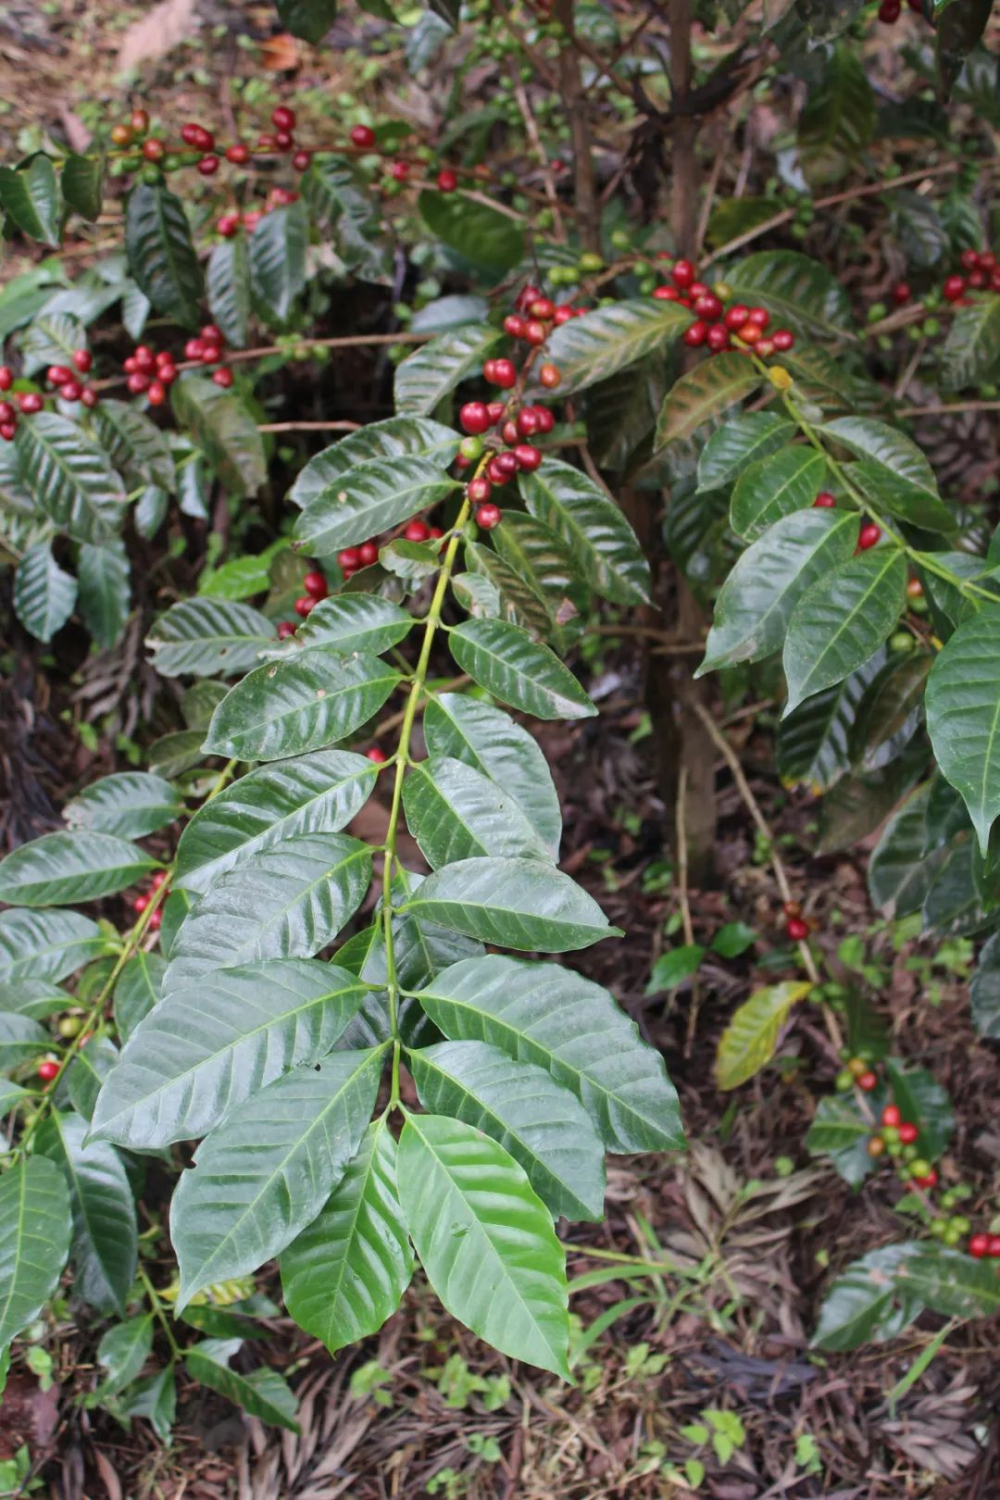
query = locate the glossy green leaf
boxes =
[146,597,276,679]
[655,352,761,449]
[15,412,126,542]
[175,749,376,894]
[868,787,938,916]
[403,756,553,869]
[20,312,86,377]
[925,609,1000,855]
[805,1095,877,1186]
[92,959,369,1148]
[394,325,504,415]
[970,928,1000,1039]
[518,458,650,605]
[280,1116,413,1354]
[409,1040,605,1221]
[0,1015,49,1070]
[714,982,811,1090]
[447,619,596,720]
[0,831,159,908]
[65,1036,118,1123]
[202,648,400,761]
[783,548,907,714]
[464,542,553,639]
[0,156,61,244]
[812,1244,921,1352]
[36,1110,136,1315]
[943,295,1000,389]
[113,952,166,1043]
[163,833,372,992]
[822,416,937,492]
[275,0,337,42]
[171,1046,386,1308]
[378,536,442,580]
[92,399,173,491]
[730,446,827,541]
[184,1338,299,1430]
[698,509,858,674]
[0,910,106,984]
[117,1366,176,1441]
[0,1157,71,1352]
[276,595,414,657]
[171,375,266,498]
[696,413,796,493]
[418,190,524,270]
[897,1245,1000,1320]
[76,542,130,651]
[726,250,854,340]
[65,772,182,841]
[124,183,203,327]
[0,980,70,1022]
[13,544,77,643]
[884,1061,953,1159]
[398,1113,568,1376]
[400,857,618,953]
[94,1315,154,1396]
[777,654,885,792]
[206,237,251,349]
[849,460,954,535]
[61,152,104,222]
[850,653,930,772]
[424,693,561,857]
[249,202,307,323]
[528,299,691,396]
[414,955,682,1152]
[295,456,457,554]
[289,417,460,510]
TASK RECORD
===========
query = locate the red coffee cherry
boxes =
[514,443,542,471]
[294,595,317,617]
[358,541,379,567]
[906,576,924,598]
[350,124,377,148]
[858,522,882,550]
[80,388,98,409]
[969,1233,989,1259]
[277,620,297,640]
[891,282,910,305]
[198,155,220,176]
[671,259,695,288]
[530,298,555,321]
[503,315,527,339]
[683,321,708,347]
[292,150,312,172]
[47,366,72,387]
[553,306,574,324]
[786,916,809,942]
[0,422,17,441]
[467,476,492,504]
[226,142,251,165]
[37,1060,60,1083]
[706,325,730,352]
[274,131,294,151]
[147,381,166,406]
[272,105,297,132]
[181,122,214,150]
[898,1122,918,1144]
[538,363,561,389]
[487,358,517,389]
[459,401,491,435]
[131,108,150,135]
[142,138,166,161]
[404,520,431,542]
[389,160,410,182]
[0,367,12,390]
[653,286,681,301]
[771,329,794,351]
[813,491,836,507]
[524,320,547,347]
[486,457,511,486]
[212,367,233,388]
[881,1104,901,1128]
[72,349,92,374]
[723,305,750,330]
[366,747,388,763]
[18,393,43,414]
[737,323,762,345]
[0,402,14,424]
[436,168,458,191]
[337,548,361,572]
[149,909,162,931]
[303,571,328,599]
[476,502,502,529]
[486,401,505,424]
[532,405,555,433]
[943,275,966,302]
[693,293,723,321]
[857,1070,878,1092]
[516,407,540,437]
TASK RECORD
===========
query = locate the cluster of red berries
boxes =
[130,869,169,929]
[782,899,813,944]
[113,105,313,180]
[652,258,795,357]
[0,355,96,439]
[347,123,460,193]
[120,324,231,407]
[217,188,300,238]
[878,0,924,24]
[942,248,1000,303]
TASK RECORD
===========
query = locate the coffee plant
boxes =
[0,0,998,1447]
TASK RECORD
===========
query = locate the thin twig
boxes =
[677,766,702,1057]
[257,420,362,433]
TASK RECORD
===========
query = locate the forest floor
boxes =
[0,3,998,1497]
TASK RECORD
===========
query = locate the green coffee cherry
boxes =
[578,252,604,273]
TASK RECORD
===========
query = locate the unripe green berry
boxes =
[909,1158,932,1177]
[609,228,631,251]
[902,1145,919,1163]
[882,1125,900,1144]
[890,632,914,653]
[835,1069,854,1092]
[930,1218,947,1238]
[459,436,483,461]
[578,252,603,273]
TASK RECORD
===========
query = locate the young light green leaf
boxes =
[655,352,762,449]
[447,619,596,720]
[424,693,561,857]
[13,545,77,643]
[0,832,159,908]
[146,597,276,679]
[0,1157,72,1352]
[528,300,691,396]
[413,955,683,1152]
[398,856,620,953]
[698,509,858,674]
[408,1039,605,1221]
[175,749,376,894]
[398,1112,569,1378]
[202,649,401,761]
[783,548,907,715]
[403,757,553,869]
[923,609,1000,855]
[394,325,504,415]
[124,183,203,327]
[163,833,372,993]
[92,959,370,1148]
[518,459,650,605]
[294,456,457,554]
[64,772,182,841]
[36,1110,136,1315]
[280,1116,414,1355]
[714,982,812,1090]
[171,1046,387,1308]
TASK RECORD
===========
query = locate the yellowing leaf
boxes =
[714,982,811,1090]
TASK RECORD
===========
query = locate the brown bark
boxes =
[553,0,601,254]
